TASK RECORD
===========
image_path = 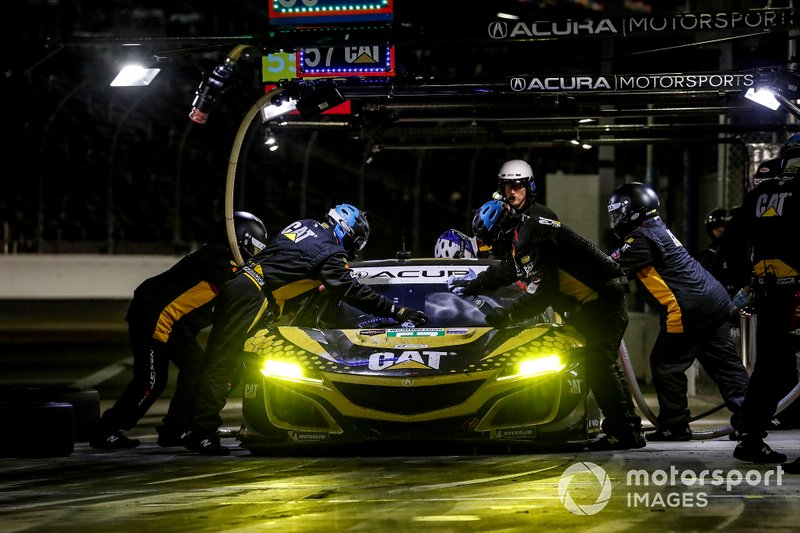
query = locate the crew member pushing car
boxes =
[90,211,268,449]
[451,200,645,451]
[183,203,427,455]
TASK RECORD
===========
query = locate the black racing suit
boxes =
[612,216,748,431]
[489,199,559,260]
[718,174,800,438]
[469,216,643,441]
[99,242,236,435]
[189,219,398,435]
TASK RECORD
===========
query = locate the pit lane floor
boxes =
[1,317,799,532]
[1,396,799,533]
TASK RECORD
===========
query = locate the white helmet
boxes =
[497,159,536,197]
[434,229,478,259]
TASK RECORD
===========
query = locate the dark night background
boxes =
[0,0,795,258]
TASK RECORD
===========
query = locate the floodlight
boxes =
[110,64,160,87]
[744,88,781,110]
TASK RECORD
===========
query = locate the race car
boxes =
[237,258,600,453]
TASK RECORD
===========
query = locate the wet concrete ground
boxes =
[1,306,799,531]
[2,391,800,531]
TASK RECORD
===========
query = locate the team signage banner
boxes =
[487,9,795,39]
[508,72,756,93]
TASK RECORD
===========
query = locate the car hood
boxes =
[244,324,584,377]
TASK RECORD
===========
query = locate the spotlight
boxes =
[264,129,279,151]
[744,88,781,111]
[110,64,160,87]
[743,68,800,118]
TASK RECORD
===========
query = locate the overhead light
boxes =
[261,97,297,121]
[744,88,781,111]
[743,69,800,118]
[496,12,519,20]
[578,118,595,123]
[264,128,280,151]
[110,64,160,86]
[570,139,580,145]
[581,143,592,150]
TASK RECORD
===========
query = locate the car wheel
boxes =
[0,401,75,457]
[0,386,100,442]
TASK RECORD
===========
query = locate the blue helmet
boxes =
[471,200,510,245]
[327,203,370,255]
[434,229,478,259]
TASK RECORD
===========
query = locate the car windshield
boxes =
[289,262,552,329]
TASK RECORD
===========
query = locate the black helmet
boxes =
[753,157,782,188]
[216,211,268,260]
[327,203,370,258]
[705,208,728,239]
[607,182,660,239]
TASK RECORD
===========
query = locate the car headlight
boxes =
[497,354,566,381]
[260,359,322,383]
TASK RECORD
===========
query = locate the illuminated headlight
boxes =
[260,359,321,383]
[498,354,566,381]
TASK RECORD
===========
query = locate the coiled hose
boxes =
[619,338,800,440]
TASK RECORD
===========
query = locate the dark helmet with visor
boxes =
[216,211,268,260]
[705,208,728,239]
[607,182,660,239]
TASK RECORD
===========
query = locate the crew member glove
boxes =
[447,272,479,296]
[484,307,513,328]
[449,279,479,296]
[391,305,428,327]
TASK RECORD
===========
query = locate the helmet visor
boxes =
[499,178,528,189]
[352,235,368,253]
[607,201,626,228]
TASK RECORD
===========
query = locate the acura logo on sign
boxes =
[488,21,508,39]
[510,77,526,91]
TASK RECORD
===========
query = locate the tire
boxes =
[0,386,100,442]
[0,401,75,457]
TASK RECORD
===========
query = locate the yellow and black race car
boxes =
[238,258,600,453]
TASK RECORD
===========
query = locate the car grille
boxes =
[332,380,485,415]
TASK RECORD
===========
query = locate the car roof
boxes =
[352,257,499,268]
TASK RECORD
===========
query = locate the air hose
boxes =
[618,339,734,440]
[619,337,800,440]
[224,86,283,266]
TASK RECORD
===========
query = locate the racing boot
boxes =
[89,428,140,450]
[182,430,230,456]
[733,435,787,464]
[587,432,646,451]
[646,425,692,442]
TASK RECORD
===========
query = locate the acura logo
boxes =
[510,77,526,91]
[488,21,507,39]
